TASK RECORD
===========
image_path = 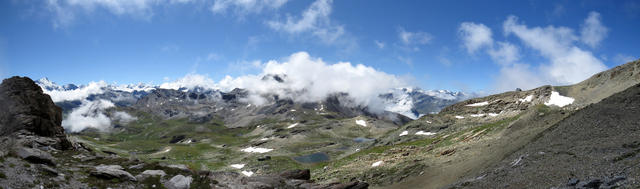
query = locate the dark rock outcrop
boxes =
[0,76,71,150]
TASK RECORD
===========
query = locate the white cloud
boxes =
[374,40,385,49]
[459,12,608,92]
[211,0,288,15]
[398,27,432,50]
[112,111,138,124]
[159,73,217,90]
[487,41,519,65]
[614,54,636,64]
[580,11,608,48]
[45,0,195,28]
[162,51,407,110]
[503,15,607,85]
[62,99,115,132]
[267,0,344,44]
[458,22,493,53]
[43,81,109,102]
[494,63,544,92]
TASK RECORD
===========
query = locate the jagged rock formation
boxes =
[0,76,71,150]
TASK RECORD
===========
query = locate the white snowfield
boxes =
[470,114,485,117]
[371,161,384,167]
[241,147,274,153]
[355,119,367,127]
[399,130,409,136]
[287,123,299,129]
[519,95,534,103]
[241,171,254,177]
[230,164,245,169]
[465,101,489,107]
[488,113,499,117]
[544,91,574,107]
[455,115,465,119]
[415,131,435,136]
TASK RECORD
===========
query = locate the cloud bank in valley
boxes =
[458,11,608,92]
[162,51,408,108]
[61,99,138,132]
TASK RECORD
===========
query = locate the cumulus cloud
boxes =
[458,22,493,53]
[580,11,608,48]
[162,51,407,110]
[159,74,217,90]
[487,41,520,65]
[397,27,432,50]
[503,15,607,84]
[112,111,138,124]
[62,99,115,132]
[211,0,288,15]
[494,64,544,92]
[459,12,608,92]
[267,0,345,43]
[45,0,194,28]
[43,81,109,102]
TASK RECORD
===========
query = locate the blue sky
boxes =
[0,0,638,92]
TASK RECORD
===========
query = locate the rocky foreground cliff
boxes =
[0,76,369,189]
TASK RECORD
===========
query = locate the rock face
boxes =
[165,175,192,189]
[14,147,56,166]
[90,165,137,182]
[448,83,640,188]
[0,76,71,150]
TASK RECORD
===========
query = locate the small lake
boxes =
[353,137,375,143]
[293,152,330,163]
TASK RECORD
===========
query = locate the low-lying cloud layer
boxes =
[61,99,138,132]
[162,51,408,108]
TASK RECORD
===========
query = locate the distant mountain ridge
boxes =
[34,78,474,120]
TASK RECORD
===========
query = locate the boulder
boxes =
[136,170,166,180]
[279,169,310,180]
[90,164,137,182]
[0,76,71,150]
[14,147,55,166]
[164,175,192,189]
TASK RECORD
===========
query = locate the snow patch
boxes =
[488,113,499,117]
[371,161,383,167]
[241,147,273,153]
[241,171,254,177]
[230,164,245,169]
[455,115,465,119]
[355,120,367,127]
[470,114,485,117]
[465,101,489,107]
[519,95,533,103]
[399,131,409,136]
[287,123,299,129]
[415,131,435,136]
[544,92,574,107]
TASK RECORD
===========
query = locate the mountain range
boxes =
[1,58,639,188]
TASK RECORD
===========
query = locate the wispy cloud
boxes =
[210,0,288,15]
[267,0,345,44]
[397,27,432,50]
[44,0,195,29]
[580,11,608,48]
[614,54,637,64]
[374,40,385,49]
